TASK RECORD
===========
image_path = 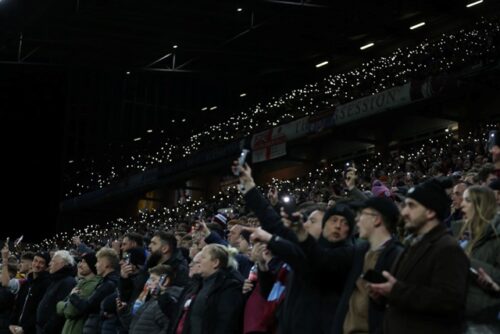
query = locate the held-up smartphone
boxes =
[282,195,300,224]
[487,130,498,152]
[14,235,23,247]
[153,274,167,295]
[362,269,387,284]
[233,149,250,176]
[123,253,131,265]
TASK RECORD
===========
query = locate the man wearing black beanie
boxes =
[368,178,469,334]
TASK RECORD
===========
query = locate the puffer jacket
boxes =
[120,286,183,334]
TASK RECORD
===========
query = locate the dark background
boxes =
[0,67,65,242]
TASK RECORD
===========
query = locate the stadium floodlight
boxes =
[466,0,483,7]
[410,22,426,30]
[360,43,374,50]
[315,61,329,68]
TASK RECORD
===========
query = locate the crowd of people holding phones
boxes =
[0,127,499,334]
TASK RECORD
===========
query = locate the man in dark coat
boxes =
[239,164,353,334]
[36,251,77,334]
[368,178,469,334]
[121,231,189,305]
[10,252,51,334]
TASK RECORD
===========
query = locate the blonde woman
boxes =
[172,244,244,334]
[453,185,500,328]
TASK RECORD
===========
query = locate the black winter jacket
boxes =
[36,266,77,334]
[11,271,51,334]
[0,287,15,334]
[174,269,244,334]
[244,187,352,334]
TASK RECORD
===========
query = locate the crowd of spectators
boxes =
[1,123,499,334]
[64,17,500,198]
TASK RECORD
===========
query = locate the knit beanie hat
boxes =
[322,203,355,233]
[81,252,98,274]
[406,178,451,221]
[213,213,228,227]
[372,180,391,198]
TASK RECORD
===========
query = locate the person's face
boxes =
[401,198,433,234]
[463,160,472,170]
[228,225,242,248]
[198,247,219,278]
[461,189,475,220]
[19,259,32,274]
[322,215,350,242]
[148,236,167,256]
[356,209,380,240]
[490,145,500,163]
[31,256,48,274]
[486,174,497,186]
[121,237,135,252]
[303,210,324,240]
[78,259,93,277]
[189,252,202,277]
[49,255,66,274]
[96,256,110,276]
[451,184,467,209]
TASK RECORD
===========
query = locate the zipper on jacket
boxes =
[19,286,32,324]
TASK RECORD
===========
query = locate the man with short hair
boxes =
[36,250,77,334]
[121,232,189,314]
[444,181,468,228]
[121,233,144,253]
[477,163,497,186]
[147,231,188,287]
[368,178,469,334]
[69,247,120,334]
[302,210,324,240]
[227,225,243,248]
[10,252,51,334]
[17,252,34,279]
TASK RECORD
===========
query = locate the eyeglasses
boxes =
[359,211,379,217]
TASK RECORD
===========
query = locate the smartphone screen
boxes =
[362,269,387,284]
[233,149,250,176]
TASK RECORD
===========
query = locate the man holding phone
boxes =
[367,178,469,334]
[294,197,403,334]
[333,197,403,334]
